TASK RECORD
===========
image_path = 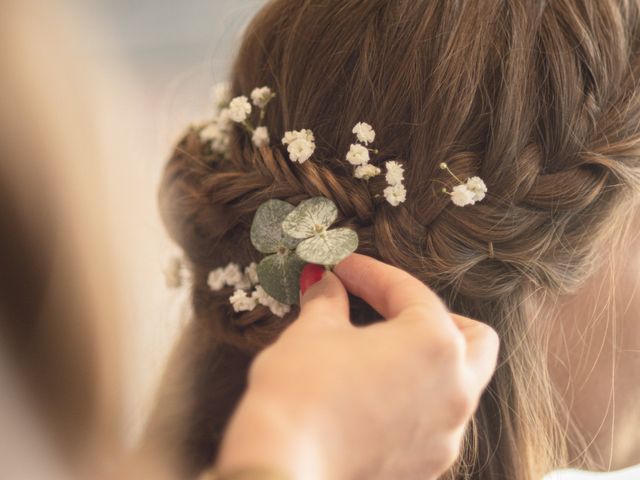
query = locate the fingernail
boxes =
[300,263,325,296]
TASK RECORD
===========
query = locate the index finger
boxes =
[333,254,449,320]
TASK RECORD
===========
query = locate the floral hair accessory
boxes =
[352,122,376,145]
[197,83,276,157]
[281,129,316,163]
[207,259,291,318]
[439,162,487,207]
[342,122,407,207]
[250,197,358,305]
[282,197,359,265]
[228,96,252,123]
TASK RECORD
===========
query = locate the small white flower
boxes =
[286,138,315,163]
[229,289,258,312]
[223,263,244,286]
[199,123,218,142]
[207,268,226,291]
[252,286,291,317]
[218,108,232,129]
[354,163,381,180]
[346,144,370,166]
[244,262,259,285]
[385,161,405,186]
[465,176,487,202]
[267,300,291,317]
[252,126,270,147]
[229,96,252,122]
[352,122,376,145]
[383,183,407,206]
[282,129,316,163]
[250,86,275,108]
[211,82,231,107]
[450,184,475,207]
[199,122,228,153]
[164,256,184,289]
[282,129,315,144]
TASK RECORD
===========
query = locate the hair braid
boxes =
[147,1,640,478]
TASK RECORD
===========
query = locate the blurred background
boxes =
[80,0,269,445]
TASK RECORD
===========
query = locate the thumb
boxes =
[298,264,350,328]
[451,314,500,393]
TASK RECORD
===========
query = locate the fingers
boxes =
[298,266,350,328]
[451,314,500,393]
[333,254,449,321]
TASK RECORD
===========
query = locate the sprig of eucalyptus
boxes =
[250,197,359,305]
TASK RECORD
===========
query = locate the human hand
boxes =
[215,254,499,480]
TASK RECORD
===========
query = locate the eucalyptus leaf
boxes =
[250,199,300,253]
[257,251,306,305]
[282,197,338,239]
[295,228,358,265]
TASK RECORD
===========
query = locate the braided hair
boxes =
[144,1,640,478]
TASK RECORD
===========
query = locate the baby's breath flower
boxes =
[346,143,370,166]
[207,268,226,291]
[267,300,291,317]
[199,121,230,154]
[199,123,219,143]
[252,126,270,147]
[352,122,376,145]
[465,176,487,202]
[354,163,381,180]
[286,139,315,163]
[450,184,475,207]
[218,108,232,129]
[385,161,405,186]
[211,82,231,107]
[252,285,291,317]
[383,183,407,206]
[282,129,316,163]
[229,289,257,312]
[223,263,244,286]
[229,96,252,122]
[250,86,275,108]
[244,262,259,285]
[282,129,315,145]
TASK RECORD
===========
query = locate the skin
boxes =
[214,254,499,480]
[548,212,640,470]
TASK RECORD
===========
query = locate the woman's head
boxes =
[158,0,640,477]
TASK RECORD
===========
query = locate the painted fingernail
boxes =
[300,263,325,296]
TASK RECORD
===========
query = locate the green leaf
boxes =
[295,228,358,265]
[282,197,338,239]
[256,251,306,305]
[250,199,300,253]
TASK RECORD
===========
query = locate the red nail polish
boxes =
[300,263,325,296]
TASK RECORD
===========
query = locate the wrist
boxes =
[216,391,328,480]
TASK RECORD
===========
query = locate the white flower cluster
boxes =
[439,163,487,207]
[229,96,252,123]
[208,261,290,317]
[207,262,255,290]
[383,161,407,207]
[346,122,381,180]
[199,82,233,155]
[282,129,316,163]
[251,86,276,109]
[345,122,406,206]
[199,83,276,154]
